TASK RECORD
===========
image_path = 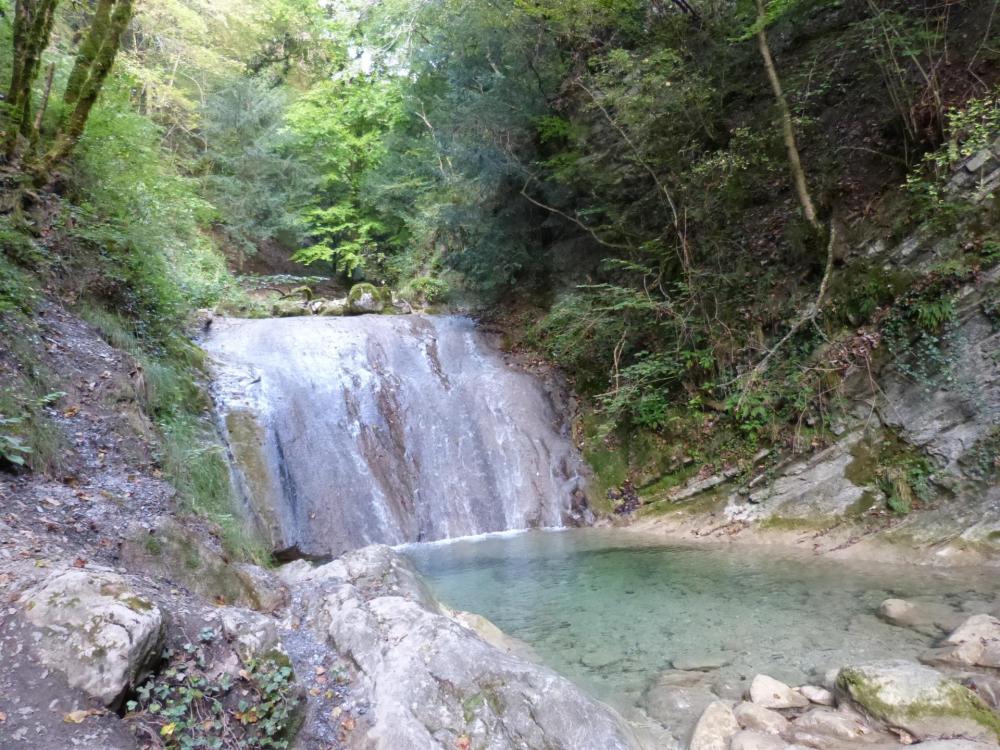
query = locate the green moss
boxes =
[122,595,155,612]
[145,535,163,555]
[758,515,837,532]
[837,668,1000,740]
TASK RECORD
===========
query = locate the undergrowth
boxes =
[127,629,302,750]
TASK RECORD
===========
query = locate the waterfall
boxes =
[203,314,589,558]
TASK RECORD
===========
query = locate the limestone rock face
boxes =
[835,660,1000,742]
[288,545,642,750]
[750,674,809,709]
[689,701,740,750]
[21,569,164,705]
[935,615,1000,669]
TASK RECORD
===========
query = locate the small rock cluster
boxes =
[682,604,1000,750]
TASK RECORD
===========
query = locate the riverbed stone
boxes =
[644,670,719,737]
[790,708,873,741]
[798,685,836,706]
[20,568,164,705]
[934,615,1000,669]
[673,651,736,671]
[877,598,964,637]
[750,674,810,709]
[731,729,789,750]
[734,701,789,735]
[689,700,740,750]
[835,660,1000,742]
[295,545,642,750]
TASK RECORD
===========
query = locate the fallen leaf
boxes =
[161,722,177,737]
[73,558,87,568]
[64,708,102,723]
[63,406,79,418]
[341,717,356,732]
[457,736,471,750]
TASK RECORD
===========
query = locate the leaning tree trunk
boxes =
[37,0,135,180]
[4,0,61,161]
[754,0,821,232]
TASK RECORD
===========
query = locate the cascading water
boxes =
[203,314,589,558]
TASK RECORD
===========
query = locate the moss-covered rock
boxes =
[120,516,287,612]
[836,660,1000,742]
[347,282,391,314]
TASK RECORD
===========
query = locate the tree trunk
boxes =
[37,0,135,179]
[4,0,60,161]
[754,0,820,231]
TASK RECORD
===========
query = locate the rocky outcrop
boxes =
[120,516,287,612]
[835,660,1000,742]
[20,568,164,705]
[282,545,642,750]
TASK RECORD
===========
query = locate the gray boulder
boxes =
[290,545,641,750]
[836,661,1000,742]
[21,569,164,705]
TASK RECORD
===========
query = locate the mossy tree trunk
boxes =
[35,0,135,181]
[4,0,61,162]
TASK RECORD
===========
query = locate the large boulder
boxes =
[20,569,164,705]
[347,283,390,314]
[287,545,642,750]
[689,701,740,750]
[835,660,1000,742]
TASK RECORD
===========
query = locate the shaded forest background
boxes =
[2,0,1000,518]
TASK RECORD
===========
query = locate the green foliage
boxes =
[0,416,32,468]
[875,456,933,516]
[127,641,301,750]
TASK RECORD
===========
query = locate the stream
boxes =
[403,529,999,713]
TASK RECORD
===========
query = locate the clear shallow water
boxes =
[403,529,999,711]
